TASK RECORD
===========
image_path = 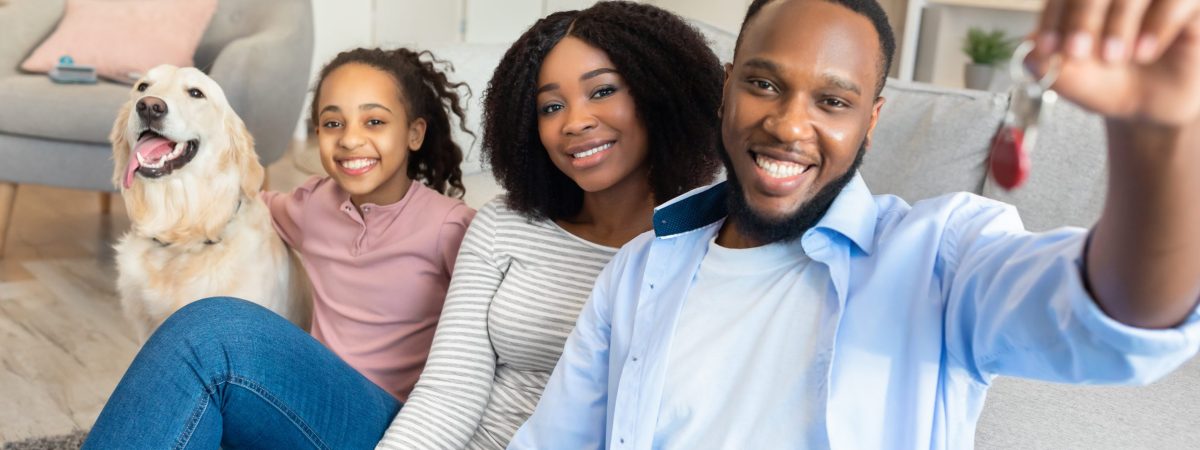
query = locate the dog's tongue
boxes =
[124,136,174,189]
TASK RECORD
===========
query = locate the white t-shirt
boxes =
[653,236,830,449]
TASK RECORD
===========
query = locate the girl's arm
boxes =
[377,200,506,450]
[260,175,324,248]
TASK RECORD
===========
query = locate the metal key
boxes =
[989,40,1060,190]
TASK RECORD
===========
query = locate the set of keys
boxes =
[988,40,1062,190]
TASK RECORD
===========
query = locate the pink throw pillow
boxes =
[20,0,218,83]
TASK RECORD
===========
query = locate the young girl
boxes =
[262,48,476,401]
[84,47,475,448]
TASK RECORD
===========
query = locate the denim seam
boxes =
[227,374,332,450]
[173,381,218,450]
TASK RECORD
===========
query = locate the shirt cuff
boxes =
[1070,234,1200,355]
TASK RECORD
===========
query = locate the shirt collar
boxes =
[652,173,878,255]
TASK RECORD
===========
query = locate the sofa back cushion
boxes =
[862,80,1008,202]
[19,0,217,83]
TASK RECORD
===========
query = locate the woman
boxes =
[378,2,723,448]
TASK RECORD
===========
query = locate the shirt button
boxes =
[620,438,625,444]
[632,356,638,362]
[649,283,655,289]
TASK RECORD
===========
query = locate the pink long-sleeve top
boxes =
[262,176,474,401]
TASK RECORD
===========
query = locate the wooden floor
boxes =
[0,149,314,444]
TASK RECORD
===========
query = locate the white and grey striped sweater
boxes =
[377,197,617,450]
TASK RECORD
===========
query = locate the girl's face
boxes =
[316,63,426,206]
[536,37,650,195]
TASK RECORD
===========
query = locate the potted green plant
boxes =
[962,27,1018,90]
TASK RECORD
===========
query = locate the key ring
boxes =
[989,40,1062,191]
[1010,40,1061,91]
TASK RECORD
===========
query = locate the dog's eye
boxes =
[188,88,206,99]
[136,82,149,92]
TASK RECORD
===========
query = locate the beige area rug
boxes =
[2,431,87,450]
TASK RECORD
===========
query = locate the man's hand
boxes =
[1031,0,1200,329]
[1033,0,1200,127]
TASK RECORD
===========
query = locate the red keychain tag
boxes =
[987,40,1059,191]
[989,125,1029,190]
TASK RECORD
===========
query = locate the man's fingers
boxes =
[1136,0,1200,63]
[1037,0,1068,55]
[1060,0,1114,59]
[1104,0,1153,62]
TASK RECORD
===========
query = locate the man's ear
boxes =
[408,118,427,151]
[864,96,886,150]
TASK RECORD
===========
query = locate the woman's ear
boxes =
[224,113,264,197]
[110,102,133,190]
[408,118,427,151]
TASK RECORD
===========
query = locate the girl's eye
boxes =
[322,121,342,129]
[591,86,616,99]
[540,103,563,115]
[367,119,385,126]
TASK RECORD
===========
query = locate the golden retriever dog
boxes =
[110,65,309,340]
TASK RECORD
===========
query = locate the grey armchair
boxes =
[0,0,313,255]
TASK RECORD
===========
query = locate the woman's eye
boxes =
[591,86,616,99]
[136,82,149,92]
[540,103,563,115]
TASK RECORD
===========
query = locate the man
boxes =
[510,0,1200,448]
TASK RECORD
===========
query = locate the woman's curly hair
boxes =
[311,47,471,198]
[482,1,723,219]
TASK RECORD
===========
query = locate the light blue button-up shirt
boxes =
[509,175,1200,450]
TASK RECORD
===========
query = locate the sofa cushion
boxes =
[980,99,1108,231]
[861,79,1008,202]
[19,0,218,84]
[0,74,129,144]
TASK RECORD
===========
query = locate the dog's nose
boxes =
[136,96,168,124]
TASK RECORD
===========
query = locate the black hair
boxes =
[482,1,724,220]
[738,0,896,95]
[311,47,470,198]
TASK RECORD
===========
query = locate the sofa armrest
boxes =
[207,20,313,167]
[0,0,64,78]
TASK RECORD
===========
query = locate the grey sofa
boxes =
[0,0,313,255]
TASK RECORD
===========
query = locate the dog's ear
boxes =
[110,101,133,191]
[224,112,263,198]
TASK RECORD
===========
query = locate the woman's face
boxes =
[536,36,650,194]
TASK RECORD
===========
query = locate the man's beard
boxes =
[720,141,865,246]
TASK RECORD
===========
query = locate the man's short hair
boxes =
[736,0,896,95]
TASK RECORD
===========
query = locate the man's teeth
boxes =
[572,142,613,159]
[340,158,378,170]
[754,154,808,178]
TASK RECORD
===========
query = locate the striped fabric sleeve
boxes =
[376,200,506,450]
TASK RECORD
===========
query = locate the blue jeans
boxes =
[83,297,401,449]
